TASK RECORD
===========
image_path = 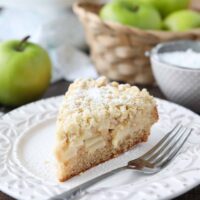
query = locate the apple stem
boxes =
[16,35,30,52]
[132,5,139,12]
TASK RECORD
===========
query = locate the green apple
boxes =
[100,1,162,30]
[115,0,190,18]
[0,36,52,106]
[155,0,190,17]
[164,10,200,32]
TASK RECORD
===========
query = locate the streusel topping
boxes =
[57,77,156,144]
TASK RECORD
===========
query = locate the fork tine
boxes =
[155,128,193,168]
[148,126,186,163]
[141,123,182,159]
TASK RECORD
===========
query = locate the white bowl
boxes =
[150,40,200,113]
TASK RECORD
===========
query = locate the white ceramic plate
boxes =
[0,96,200,200]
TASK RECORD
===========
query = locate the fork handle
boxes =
[48,166,127,200]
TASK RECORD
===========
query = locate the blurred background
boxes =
[0,0,110,84]
[0,0,198,82]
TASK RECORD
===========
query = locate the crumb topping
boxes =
[57,77,156,143]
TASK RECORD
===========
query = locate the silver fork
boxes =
[49,124,193,200]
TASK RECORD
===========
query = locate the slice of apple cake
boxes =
[55,77,158,181]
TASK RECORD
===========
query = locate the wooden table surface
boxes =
[0,80,200,200]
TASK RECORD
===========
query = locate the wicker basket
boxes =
[74,1,200,84]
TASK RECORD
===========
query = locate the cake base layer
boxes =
[58,131,150,182]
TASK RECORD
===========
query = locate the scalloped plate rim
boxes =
[0,95,200,200]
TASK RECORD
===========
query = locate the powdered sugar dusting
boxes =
[87,88,102,102]
[86,87,136,105]
[62,78,153,114]
[65,86,136,109]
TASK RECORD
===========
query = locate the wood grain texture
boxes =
[0,80,199,200]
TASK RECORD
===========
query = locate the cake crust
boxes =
[57,131,149,182]
[55,77,159,181]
